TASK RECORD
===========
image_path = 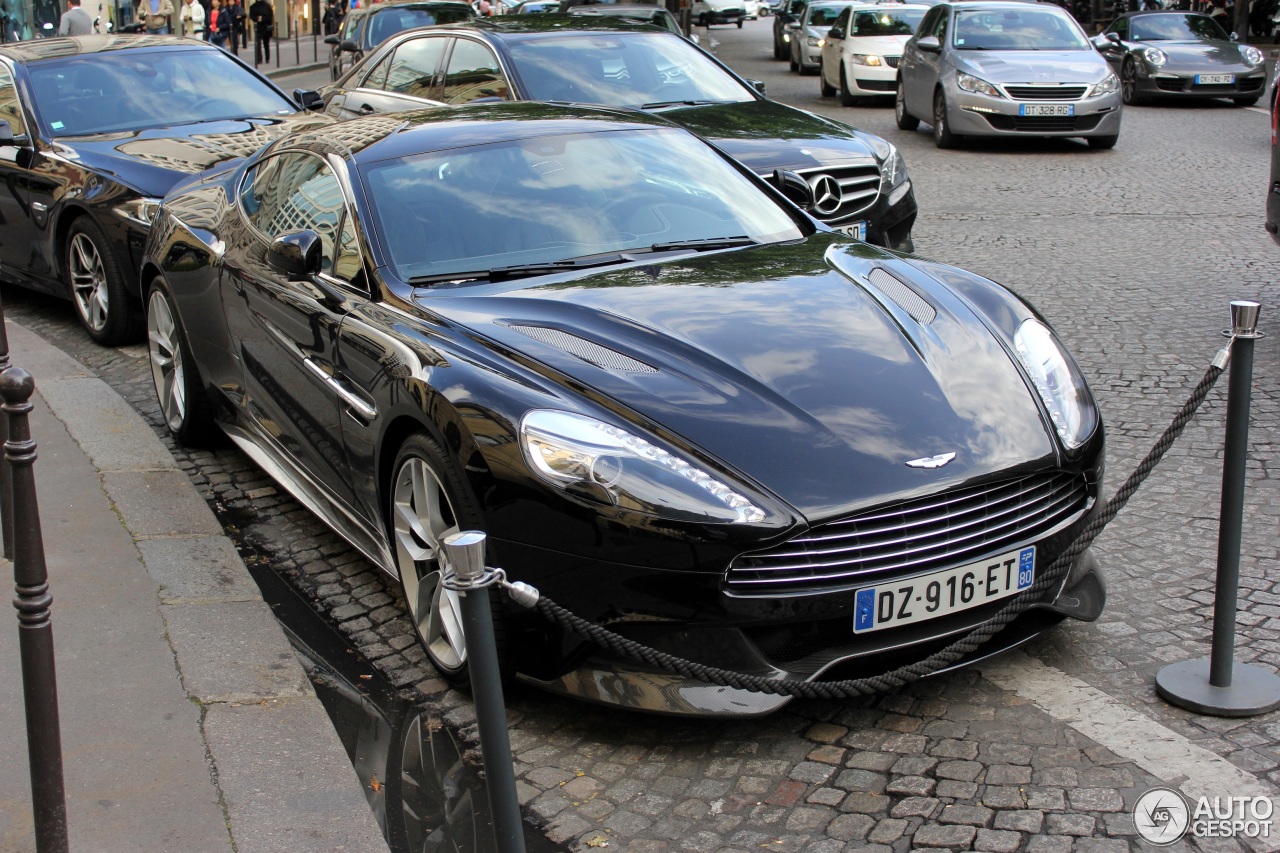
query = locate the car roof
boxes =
[0,34,219,64]
[345,0,472,20]
[1112,8,1204,17]
[569,3,671,12]
[282,101,679,164]
[422,14,670,34]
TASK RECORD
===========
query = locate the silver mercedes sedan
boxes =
[895,0,1122,149]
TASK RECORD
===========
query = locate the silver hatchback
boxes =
[896,1,1122,149]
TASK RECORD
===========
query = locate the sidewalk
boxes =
[0,320,389,853]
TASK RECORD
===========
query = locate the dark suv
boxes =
[320,16,918,250]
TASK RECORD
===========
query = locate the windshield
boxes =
[806,4,848,26]
[1130,13,1227,40]
[852,8,925,36]
[953,8,1090,50]
[28,49,296,137]
[365,4,472,46]
[572,9,682,34]
[362,127,803,282]
[506,32,752,107]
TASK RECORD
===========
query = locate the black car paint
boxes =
[321,17,918,251]
[0,36,326,331]
[145,105,1103,711]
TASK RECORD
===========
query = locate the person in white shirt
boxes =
[179,0,205,36]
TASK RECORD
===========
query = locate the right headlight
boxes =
[1090,72,1119,97]
[957,72,1002,98]
[520,410,766,523]
[1142,47,1167,66]
[1013,319,1099,450]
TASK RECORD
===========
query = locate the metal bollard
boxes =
[440,531,526,853]
[1,366,69,852]
[1156,300,1280,716]
[1,291,12,560]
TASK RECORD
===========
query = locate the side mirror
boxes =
[294,88,324,110]
[340,37,359,51]
[772,168,814,211]
[268,230,324,280]
[787,20,801,29]
[746,78,766,96]
[827,25,843,39]
[916,35,940,53]
[1105,31,1120,42]
[1230,31,1238,40]
[324,33,339,44]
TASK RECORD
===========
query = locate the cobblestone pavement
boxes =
[4,23,1280,851]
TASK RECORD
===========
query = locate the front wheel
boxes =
[389,433,512,687]
[839,63,858,106]
[933,88,961,149]
[1121,58,1143,105]
[737,18,743,27]
[66,216,141,345]
[146,282,215,445]
[1087,134,1119,150]
[895,82,919,130]
[820,61,837,96]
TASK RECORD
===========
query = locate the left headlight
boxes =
[520,410,766,524]
[113,198,162,228]
[1013,319,1099,450]
[1242,45,1265,66]
[1090,72,1119,97]
[1142,47,1167,66]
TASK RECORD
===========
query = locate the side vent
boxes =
[507,324,658,373]
[867,268,937,324]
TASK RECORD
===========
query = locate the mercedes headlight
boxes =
[113,198,162,228]
[1090,72,1119,97]
[848,54,883,66]
[957,72,1001,98]
[520,410,766,523]
[857,132,908,190]
[1013,319,1098,450]
[1242,45,1264,65]
[1142,47,1167,66]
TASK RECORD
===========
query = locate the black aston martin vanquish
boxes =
[144,102,1105,716]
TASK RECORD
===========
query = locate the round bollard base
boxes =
[1156,659,1280,717]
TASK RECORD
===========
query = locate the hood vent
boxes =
[507,324,658,373]
[867,268,937,325]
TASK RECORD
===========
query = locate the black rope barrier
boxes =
[521,354,1230,700]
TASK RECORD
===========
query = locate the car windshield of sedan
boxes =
[953,8,1090,50]
[1130,13,1227,41]
[852,8,925,36]
[570,8,683,35]
[361,126,805,283]
[506,32,752,107]
[806,5,847,26]
[28,50,296,137]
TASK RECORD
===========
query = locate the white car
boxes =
[693,0,747,26]
[820,3,929,105]
[789,0,857,74]
[743,0,764,18]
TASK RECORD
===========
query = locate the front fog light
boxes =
[1014,319,1098,450]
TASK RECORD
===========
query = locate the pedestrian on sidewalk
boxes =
[227,0,246,51]
[57,0,93,35]
[137,0,174,33]
[179,0,205,36]
[210,0,230,46]
[249,0,272,61]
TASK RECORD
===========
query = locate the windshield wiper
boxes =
[649,236,758,251]
[640,99,725,109]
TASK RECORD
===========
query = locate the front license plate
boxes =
[1195,73,1234,85]
[852,546,1035,633]
[834,221,867,240]
[1019,104,1074,116]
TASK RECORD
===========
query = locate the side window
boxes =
[441,39,509,104]
[1110,17,1127,38]
[382,37,448,99]
[0,64,26,138]
[241,152,345,272]
[838,7,851,32]
[362,51,394,90]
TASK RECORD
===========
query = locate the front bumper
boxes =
[946,86,1122,138]
[1136,65,1266,99]
[845,59,898,95]
[702,8,745,23]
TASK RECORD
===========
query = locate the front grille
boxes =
[983,113,1103,132]
[1155,78,1186,92]
[1003,84,1088,101]
[856,78,896,91]
[726,471,1089,595]
[792,163,882,224]
[884,56,900,68]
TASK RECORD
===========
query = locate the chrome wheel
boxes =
[392,455,466,675]
[147,290,186,433]
[1121,59,1139,104]
[69,231,109,334]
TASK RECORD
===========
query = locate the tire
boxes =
[895,81,919,130]
[698,12,708,25]
[388,432,512,687]
[839,63,858,106]
[1121,58,1143,105]
[65,216,142,345]
[789,50,798,72]
[1233,95,1261,106]
[933,88,961,149]
[774,37,786,59]
[146,281,215,446]
[1087,134,1118,150]
[820,60,837,96]
[737,18,743,27]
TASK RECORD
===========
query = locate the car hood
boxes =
[953,50,1110,83]
[425,236,1056,520]
[1146,40,1256,69]
[52,113,333,198]
[847,34,912,53]
[658,100,878,173]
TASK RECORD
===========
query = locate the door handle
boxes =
[359,103,375,114]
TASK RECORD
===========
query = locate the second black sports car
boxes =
[144,102,1105,717]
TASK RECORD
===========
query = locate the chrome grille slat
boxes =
[793,163,883,223]
[1003,84,1088,101]
[726,471,1088,594]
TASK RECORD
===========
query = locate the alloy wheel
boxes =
[1121,60,1138,104]
[147,290,187,433]
[392,456,466,674]
[69,232,109,334]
